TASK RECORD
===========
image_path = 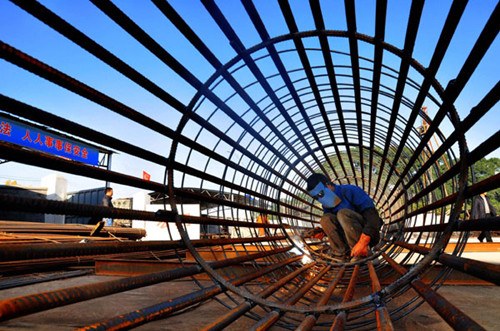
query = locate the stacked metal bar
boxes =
[0,0,498,330]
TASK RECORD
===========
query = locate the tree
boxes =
[472,157,500,212]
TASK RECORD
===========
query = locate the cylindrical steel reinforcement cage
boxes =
[0,0,499,330]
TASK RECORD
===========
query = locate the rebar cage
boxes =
[0,1,499,330]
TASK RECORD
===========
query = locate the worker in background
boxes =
[472,192,496,242]
[102,187,114,226]
[306,173,382,262]
[90,187,114,236]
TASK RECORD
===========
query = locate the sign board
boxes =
[0,116,99,165]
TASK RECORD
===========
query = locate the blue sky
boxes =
[0,0,498,198]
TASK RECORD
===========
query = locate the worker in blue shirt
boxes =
[306,173,382,262]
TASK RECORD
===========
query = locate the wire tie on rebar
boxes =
[372,292,383,308]
[211,277,227,291]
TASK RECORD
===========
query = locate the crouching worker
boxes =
[306,173,382,262]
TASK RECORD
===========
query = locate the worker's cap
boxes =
[306,173,331,191]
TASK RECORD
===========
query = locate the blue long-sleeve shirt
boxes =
[323,184,380,242]
[323,184,374,214]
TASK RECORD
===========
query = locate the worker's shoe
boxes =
[90,221,105,236]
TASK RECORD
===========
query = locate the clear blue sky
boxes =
[0,0,498,198]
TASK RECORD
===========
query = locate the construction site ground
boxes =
[0,273,498,331]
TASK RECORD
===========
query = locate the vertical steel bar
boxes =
[199,0,317,175]
[344,0,364,187]
[77,256,303,331]
[93,0,289,170]
[296,266,346,331]
[150,0,309,197]
[367,262,394,331]
[251,264,332,330]
[373,0,425,198]
[381,0,500,205]
[278,0,346,179]
[367,0,388,195]
[0,247,291,322]
[201,262,316,331]
[308,0,352,179]
[382,253,485,331]
[330,265,360,331]
[377,0,468,206]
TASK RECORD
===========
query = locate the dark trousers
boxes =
[478,231,492,242]
[320,209,365,257]
[478,213,494,243]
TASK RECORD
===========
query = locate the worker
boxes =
[90,187,114,236]
[306,173,382,262]
[472,192,496,242]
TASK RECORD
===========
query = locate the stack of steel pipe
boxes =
[0,220,146,240]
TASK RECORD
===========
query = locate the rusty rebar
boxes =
[201,262,317,331]
[0,247,292,322]
[395,241,500,285]
[330,265,360,330]
[383,253,485,331]
[368,262,394,331]
[295,266,347,331]
[77,255,304,331]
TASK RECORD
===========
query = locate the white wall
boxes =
[131,191,200,241]
[41,173,67,224]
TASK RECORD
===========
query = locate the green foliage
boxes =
[473,158,500,180]
[473,157,500,211]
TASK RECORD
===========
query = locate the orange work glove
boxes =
[351,233,371,257]
[313,231,325,240]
